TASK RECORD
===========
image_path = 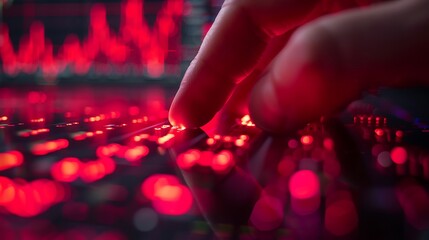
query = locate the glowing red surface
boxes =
[300,135,314,145]
[0,151,24,171]
[211,150,234,173]
[52,158,81,182]
[289,170,320,199]
[391,146,407,164]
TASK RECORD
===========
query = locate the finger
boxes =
[250,0,429,133]
[202,32,295,134]
[169,0,323,128]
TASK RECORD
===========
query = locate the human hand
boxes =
[169,0,429,132]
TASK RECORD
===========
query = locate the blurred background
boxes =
[0,0,223,85]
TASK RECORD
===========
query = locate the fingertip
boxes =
[249,75,302,133]
[168,95,211,129]
[249,25,342,134]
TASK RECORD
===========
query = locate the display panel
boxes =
[0,0,208,84]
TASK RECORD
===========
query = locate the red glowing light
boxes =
[197,151,214,167]
[176,149,200,170]
[211,150,234,173]
[300,135,314,145]
[374,128,384,137]
[152,184,193,216]
[97,143,122,157]
[289,170,320,199]
[206,138,215,146]
[234,138,245,147]
[0,0,184,78]
[53,157,115,183]
[223,136,232,142]
[99,158,116,174]
[0,177,65,217]
[124,145,149,162]
[80,161,106,182]
[31,179,63,206]
[0,151,24,171]
[31,139,69,155]
[141,174,180,201]
[72,132,87,141]
[128,106,140,116]
[51,158,81,182]
[391,146,407,164]
[157,133,175,145]
[323,138,334,151]
[240,115,255,126]
[0,177,15,204]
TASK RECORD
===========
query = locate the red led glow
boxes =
[176,149,200,170]
[51,158,81,182]
[52,157,116,183]
[0,151,24,171]
[300,135,314,145]
[72,132,87,141]
[206,138,215,146]
[0,177,15,204]
[211,150,234,173]
[395,130,404,138]
[80,161,106,182]
[124,145,149,162]
[157,133,175,145]
[0,0,184,78]
[141,174,180,201]
[99,158,116,174]
[374,128,384,137]
[31,139,69,155]
[141,174,193,216]
[152,184,193,216]
[289,170,320,199]
[197,151,213,167]
[234,138,245,147]
[0,177,65,217]
[97,143,122,157]
[240,115,255,126]
[323,138,334,151]
[391,146,407,164]
[290,170,321,215]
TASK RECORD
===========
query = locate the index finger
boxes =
[169,0,322,128]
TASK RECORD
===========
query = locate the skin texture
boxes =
[169,0,429,133]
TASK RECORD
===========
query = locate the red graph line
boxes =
[0,0,184,79]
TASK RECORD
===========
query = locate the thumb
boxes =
[249,0,429,133]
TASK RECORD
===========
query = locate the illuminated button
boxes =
[289,170,319,199]
[0,151,23,171]
[391,146,407,164]
[300,135,314,145]
[211,150,234,173]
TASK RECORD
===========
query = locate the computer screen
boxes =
[1,0,214,84]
